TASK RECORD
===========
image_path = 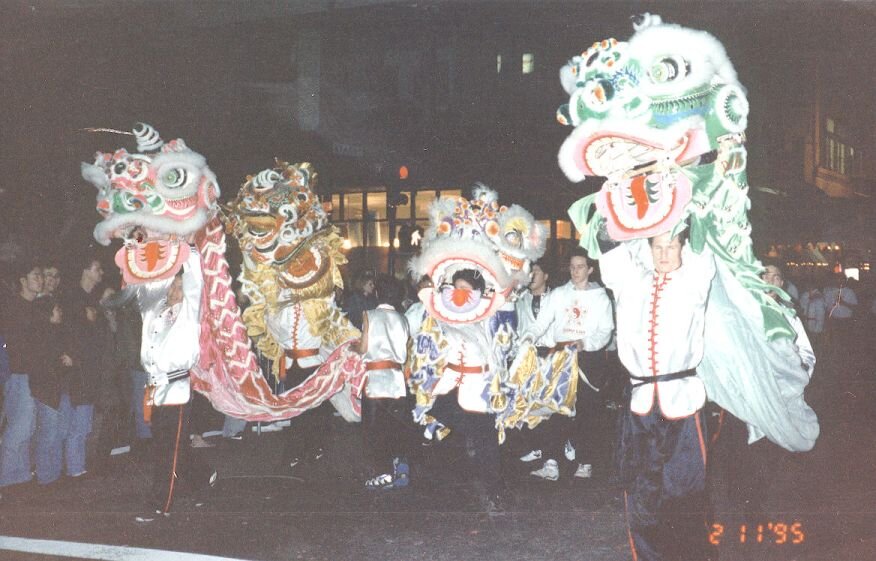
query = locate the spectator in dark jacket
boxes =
[32,301,77,484]
[58,259,107,478]
[0,260,45,488]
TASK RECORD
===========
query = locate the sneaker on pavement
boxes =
[365,473,396,490]
[564,440,576,462]
[530,459,559,481]
[134,510,169,523]
[520,449,542,462]
[574,463,593,479]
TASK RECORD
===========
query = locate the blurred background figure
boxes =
[343,270,377,331]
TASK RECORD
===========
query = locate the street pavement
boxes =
[0,350,871,561]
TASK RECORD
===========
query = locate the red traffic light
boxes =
[398,165,409,180]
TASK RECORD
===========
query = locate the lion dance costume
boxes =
[407,185,547,440]
[556,14,818,560]
[83,125,364,424]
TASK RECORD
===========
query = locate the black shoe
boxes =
[483,494,507,516]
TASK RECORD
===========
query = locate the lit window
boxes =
[344,193,364,220]
[440,189,462,199]
[537,220,551,238]
[366,221,390,248]
[331,194,341,218]
[522,53,534,74]
[366,192,388,220]
[556,220,573,239]
[415,190,439,219]
[822,116,861,176]
[340,222,363,248]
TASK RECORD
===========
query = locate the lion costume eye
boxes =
[649,56,689,84]
[504,230,522,248]
[163,168,189,189]
[244,216,274,237]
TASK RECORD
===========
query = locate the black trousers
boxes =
[430,393,502,497]
[619,406,713,561]
[361,394,415,473]
[150,401,213,513]
[278,363,337,464]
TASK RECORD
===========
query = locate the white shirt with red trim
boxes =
[266,297,331,370]
[601,240,716,418]
[431,322,492,413]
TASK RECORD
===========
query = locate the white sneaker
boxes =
[564,440,576,462]
[574,463,593,479]
[530,459,559,481]
[520,449,542,462]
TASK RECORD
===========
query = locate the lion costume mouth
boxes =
[423,258,506,324]
[408,186,545,325]
[114,237,191,285]
[559,125,712,240]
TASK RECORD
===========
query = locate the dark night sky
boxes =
[1,0,875,265]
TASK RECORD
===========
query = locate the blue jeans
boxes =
[0,374,36,487]
[34,400,64,484]
[130,369,152,439]
[59,394,94,476]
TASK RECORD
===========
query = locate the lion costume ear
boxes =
[503,204,548,259]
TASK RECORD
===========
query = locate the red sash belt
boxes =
[365,360,402,371]
[287,348,320,359]
[280,348,321,381]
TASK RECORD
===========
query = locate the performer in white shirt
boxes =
[414,269,505,511]
[137,249,215,521]
[601,229,715,561]
[519,251,614,481]
[265,280,355,467]
[359,275,411,490]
